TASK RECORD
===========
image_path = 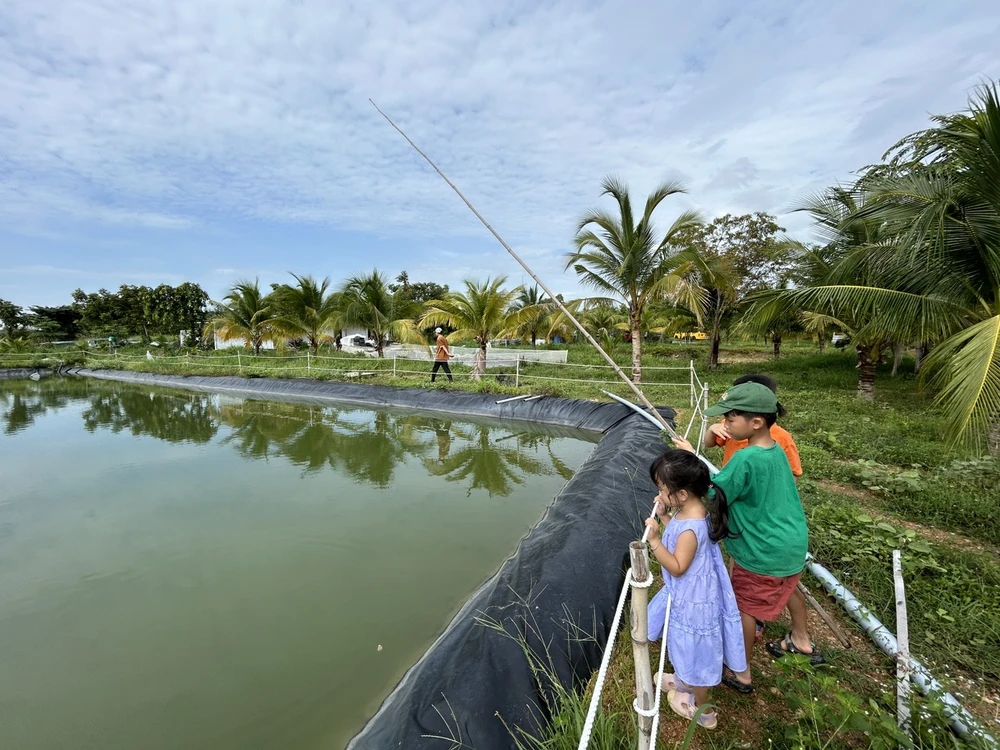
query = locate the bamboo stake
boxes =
[893,550,912,732]
[628,542,655,750]
[797,582,852,649]
[369,100,679,439]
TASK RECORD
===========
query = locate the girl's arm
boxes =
[643,521,698,577]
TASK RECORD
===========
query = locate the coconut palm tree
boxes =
[269,274,340,354]
[336,270,425,357]
[419,277,536,380]
[509,285,555,348]
[202,279,278,356]
[566,175,703,383]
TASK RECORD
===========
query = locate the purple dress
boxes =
[647,517,747,688]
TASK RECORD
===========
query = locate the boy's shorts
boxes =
[731,563,801,621]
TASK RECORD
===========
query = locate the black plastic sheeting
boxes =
[66,369,673,749]
[66,369,640,434]
[0,368,50,381]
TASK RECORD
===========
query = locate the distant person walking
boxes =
[431,327,453,382]
[335,332,342,351]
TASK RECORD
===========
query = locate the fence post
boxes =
[393,355,397,378]
[628,541,655,750]
[515,354,520,388]
[689,359,694,407]
[893,550,911,732]
[702,382,709,412]
[307,350,311,374]
[237,351,242,374]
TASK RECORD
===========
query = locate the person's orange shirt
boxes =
[713,423,803,477]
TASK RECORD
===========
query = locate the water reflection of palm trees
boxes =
[0,378,93,435]
[82,387,218,444]
[2,379,581,496]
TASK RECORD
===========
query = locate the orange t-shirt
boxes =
[713,423,803,477]
[435,335,450,362]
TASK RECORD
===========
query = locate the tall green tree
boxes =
[419,277,536,380]
[336,270,424,357]
[203,279,278,355]
[509,285,555,348]
[0,299,24,335]
[566,176,703,382]
[269,274,340,354]
[675,212,790,369]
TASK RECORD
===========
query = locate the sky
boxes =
[1,0,998,308]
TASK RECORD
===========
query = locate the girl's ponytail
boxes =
[707,481,737,543]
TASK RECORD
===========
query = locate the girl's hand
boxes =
[644,517,661,545]
[672,435,695,453]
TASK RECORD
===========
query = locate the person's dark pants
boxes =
[431,361,453,382]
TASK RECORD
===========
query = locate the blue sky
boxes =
[1,0,998,308]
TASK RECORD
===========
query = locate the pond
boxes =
[0,378,596,750]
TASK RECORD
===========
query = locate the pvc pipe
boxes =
[806,557,997,748]
[604,389,997,748]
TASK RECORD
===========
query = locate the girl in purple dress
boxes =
[644,451,747,730]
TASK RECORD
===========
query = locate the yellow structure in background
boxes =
[673,331,709,341]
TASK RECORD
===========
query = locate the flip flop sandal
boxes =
[721,667,754,694]
[667,689,717,730]
[766,631,826,665]
[659,672,677,692]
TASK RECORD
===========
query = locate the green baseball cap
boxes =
[704,382,778,417]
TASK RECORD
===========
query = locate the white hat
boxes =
[435,327,443,333]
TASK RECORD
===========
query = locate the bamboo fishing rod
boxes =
[369,99,679,439]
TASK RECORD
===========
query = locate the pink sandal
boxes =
[659,672,677,692]
[667,689,717,730]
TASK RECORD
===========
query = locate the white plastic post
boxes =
[393,355,397,378]
[689,359,694,407]
[307,350,311,373]
[237,351,242,373]
[893,550,911,732]
[515,354,520,388]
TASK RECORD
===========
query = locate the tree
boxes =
[566,176,703,382]
[0,299,24,335]
[148,282,210,344]
[419,277,536,380]
[336,270,424,357]
[203,279,278,355]
[675,212,789,369]
[26,306,83,341]
[509,285,555,348]
[269,274,340,353]
[742,188,904,400]
[852,83,1000,450]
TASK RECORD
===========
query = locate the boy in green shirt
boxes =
[673,382,822,693]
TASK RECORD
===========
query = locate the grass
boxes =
[6,337,1000,746]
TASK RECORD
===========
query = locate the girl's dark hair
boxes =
[732,373,786,419]
[649,451,736,543]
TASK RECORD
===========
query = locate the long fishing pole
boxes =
[369,99,679,439]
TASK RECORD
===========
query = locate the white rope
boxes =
[647,593,672,750]
[631,572,654,588]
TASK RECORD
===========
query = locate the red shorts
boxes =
[730,563,801,621]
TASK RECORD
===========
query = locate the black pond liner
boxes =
[65,369,672,749]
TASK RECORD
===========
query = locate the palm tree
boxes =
[856,83,1000,450]
[419,277,536,380]
[336,270,425,357]
[566,175,703,383]
[509,285,554,348]
[202,279,278,356]
[269,274,340,354]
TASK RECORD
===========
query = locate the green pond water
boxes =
[0,377,596,750]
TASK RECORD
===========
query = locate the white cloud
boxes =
[1,0,998,303]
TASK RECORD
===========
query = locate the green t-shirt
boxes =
[712,443,808,577]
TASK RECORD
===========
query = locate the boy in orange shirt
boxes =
[703,375,802,477]
[701,374,820,663]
